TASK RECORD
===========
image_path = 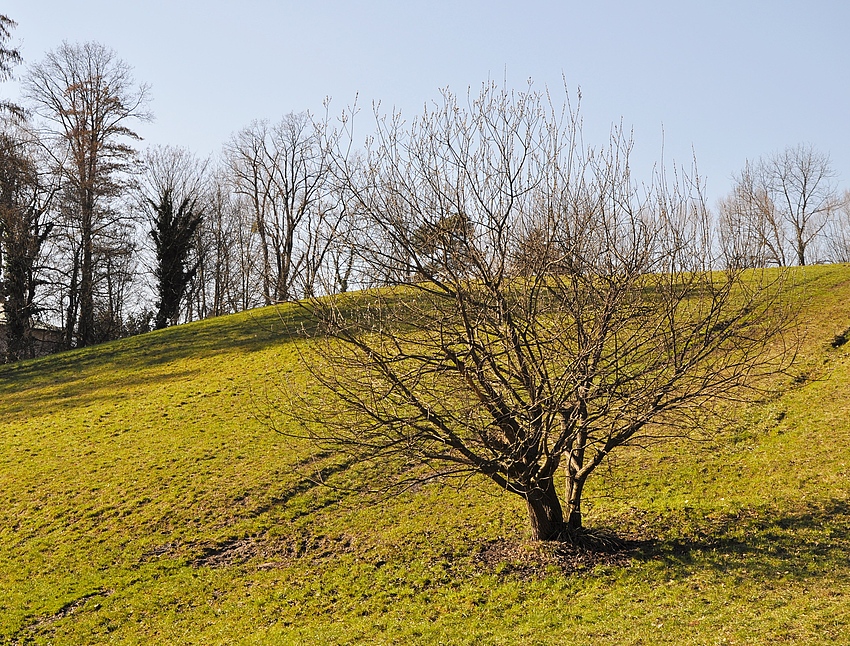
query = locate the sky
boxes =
[4,0,850,204]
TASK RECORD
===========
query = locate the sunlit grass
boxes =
[1,265,850,644]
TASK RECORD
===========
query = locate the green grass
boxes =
[2,265,850,644]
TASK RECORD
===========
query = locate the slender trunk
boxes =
[565,421,588,533]
[64,252,79,348]
[198,253,207,318]
[797,237,806,266]
[78,223,94,346]
[525,478,566,541]
[256,213,272,306]
[566,475,586,532]
[76,136,98,347]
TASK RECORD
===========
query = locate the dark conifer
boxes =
[149,188,203,329]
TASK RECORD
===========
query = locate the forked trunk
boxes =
[525,479,566,541]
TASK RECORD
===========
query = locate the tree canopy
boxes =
[289,83,796,542]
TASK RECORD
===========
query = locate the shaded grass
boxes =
[1,265,850,644]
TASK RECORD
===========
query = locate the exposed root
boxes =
[557,526,632,552]
[476,531,638,579]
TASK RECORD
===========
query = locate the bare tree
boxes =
[721,145,839,267]
[24,41,150,347]
[321,197,361,294]
[770,145,840,265]
[296,196,349,298]
[825,191,850,263]
[0,130,55,361]
[719,161,786,268]
[180,168,268,320]
[140,145,208,205]
[190,176,229,318]
[92,216,139,342]
[287,83,795,543]
[195,173,249,317]
[225,112,331,303]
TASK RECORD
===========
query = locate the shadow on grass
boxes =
[0,304,315,414]
[0,367,206,419]
[629,497,850,580]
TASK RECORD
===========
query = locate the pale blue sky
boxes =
[5,1,850,203]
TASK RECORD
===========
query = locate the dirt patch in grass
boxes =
[17,589,113,641]
[475,534,639,579]
[832,326,850,348]
[191,537,261,568]
[143,531,360,569]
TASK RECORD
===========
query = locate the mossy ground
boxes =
[2,266,850,644]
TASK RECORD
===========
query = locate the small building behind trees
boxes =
[0,295,63,361]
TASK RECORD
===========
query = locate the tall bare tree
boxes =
[719,161,786,268]
[825,191,850,263]
[721,145,840,267]
[287,83,795,543]
[770,145,840,265]
[24,41,150,347]
[225,112,330,303]
[141,145,208,205]
[190,172,256,318]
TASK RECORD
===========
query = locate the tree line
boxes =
[0,17,846,366]
[0,22,359,361]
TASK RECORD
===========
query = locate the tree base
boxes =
[477,534,636,577]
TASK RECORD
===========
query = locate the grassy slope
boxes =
[1,265,850,645]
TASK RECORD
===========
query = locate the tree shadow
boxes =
[628,497,850,581]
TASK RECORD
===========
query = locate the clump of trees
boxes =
[0,132,54,362]
[0,15,55,362]
[0,17,357,358]
[0,17,370,358]
[23,40,151,347]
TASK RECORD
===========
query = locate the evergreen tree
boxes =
[0,15,23,118]
[149,188,203,329]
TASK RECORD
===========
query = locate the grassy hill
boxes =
[2,265,850,645]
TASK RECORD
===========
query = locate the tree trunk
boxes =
[78,225,94,346]
[796,239,806,267]
[566,475,586,533]
[525,479,566,541]
[64,253,79,349]
[4,252,33,362]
